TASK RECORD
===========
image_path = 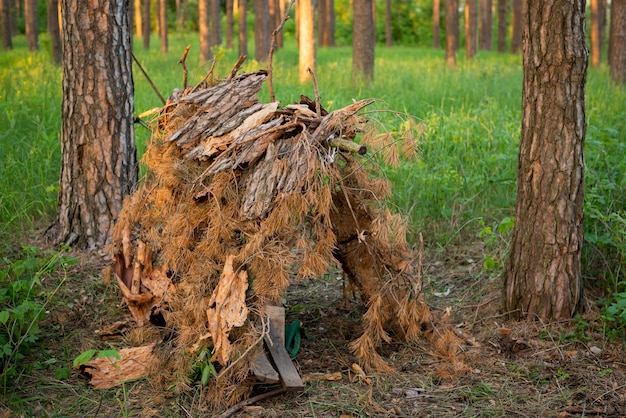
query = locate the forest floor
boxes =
[3,240,626,418]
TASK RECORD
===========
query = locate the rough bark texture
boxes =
[504,0,587,321]
[1,0,12,50]
[433,0,440,48]
[141,0,149,49]
[352,0,375,84]
[254,0,270,62]
[47,0,61,64]
[24,0,38,51]
[510,0,522,53]
[465,0,478,58]
[199,0,210,60]
[158,0,168,54]
[49,0,138,250]
[497,0,507,52]
[238,0,247,57]
[445,0,458,67]
[480,0,492,50]
[609,0,626,84]
[298,0,315,83]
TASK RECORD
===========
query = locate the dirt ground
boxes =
[4,243,626,418]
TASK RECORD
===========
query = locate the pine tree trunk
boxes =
[47,0,61,64]
[465,0,478,58]
[384,0,392,47]
[433,0,440,48]
[254,0,270,62]
[2,0,13,49]
[142,0,150,49]
[49,0,138,250]
[510,0,522,53]
[134,0,141,37]
[226,0,233,49]
[480,0,492,50]
[210,0,221,47]
[503,0,587,321]
[24,0,38,51]
[159,0,167,54]
[199,0,210,60]
[497,0,507,52]
[445,0,458,67]
[352,0,375,84]
[298,0,314,83]
[609,0,626,84]
[238,0,247,57]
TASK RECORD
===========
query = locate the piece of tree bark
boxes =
[48,0,138,250]
[298,0,315,83]
[80,344,157,389]
[47,0,61,64]
[352,0,375,84]
[465,0,478,59]
[445,0,458,68]
[503,0,587,321]
[609,0,626,84]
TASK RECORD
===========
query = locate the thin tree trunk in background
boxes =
[465,0,478,58]
[142,0,150,49]
[433,0,440,48]
[210,0,221,47]
[298,0,314,83]
[318,0,326,46]
[25,0,38,51]
[50,0,138,250]
[318,0,335,47]
[352,0,375,84]
[9,0,16,37]
[48,0,61,64]
[176,0,188,31]
[609,0,626,84]
[238,0,247,57]
[134,0,141,37]
[159,0,168,54]
[591,0,607,68]
[199,0,211,60]
[511,0,522,53]
[446,0,458,67]
[497,0,507,52]
[275,0,283,47]
[480,0,492,50]
[226,0,233,49]
[1,0,13,50]
[254,0,270,62]
[385,0,392,47]
[503,0,587,321]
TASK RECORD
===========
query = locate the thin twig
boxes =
[268,0,296,102]
[307,67,321,116]
[178,45,191,89]
[227,55,248,80]
[215,387,287,418]
[191,56,218,93]
[131,52,166,105]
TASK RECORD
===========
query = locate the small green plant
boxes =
[191,348,217,386]
[478,216,515,272]
[0,246,75,388]
[561,314,591,343]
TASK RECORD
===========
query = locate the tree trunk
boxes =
[318,0,326,46]
[158,0,167,54]
[480,0,492,50]
[298,0,314,83]
[497,0,507,52]
[352,0,375,84]
[199,0,211,60]
[175,0,187,31]
[609,0,626,84]
[318,0,335,47]
[445,0,458,67]
[510,0,522,53]
[433,0,440,48]
[238,0,247,57]
[49,0,138,250]
[210,0,221,47]
[254,0,270,62]
[384,0,392,47]
[142,0,149,49]
[465,0,478,58]
[226,0,233,49]
[2,0,13,49]
[503,0,587,321]
[24,0,38,51]
[47,0,61,64]
[591,0,605,67]
[134,0,141,37]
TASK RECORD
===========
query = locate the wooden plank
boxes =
[264,318,304,391]
[251,352,280,383]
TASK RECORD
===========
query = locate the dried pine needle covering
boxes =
[109,70,431,409]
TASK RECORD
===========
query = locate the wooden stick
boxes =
[268,0,295,102]
[178,45,191,89]
[227,55,248,80]
[191,56,217,93]
[131,52,166,105]
[307,67,321,117]
[215,387,287,418]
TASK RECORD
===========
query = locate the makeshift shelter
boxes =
[99,69,432,410]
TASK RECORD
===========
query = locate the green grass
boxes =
[1,33,625,274]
